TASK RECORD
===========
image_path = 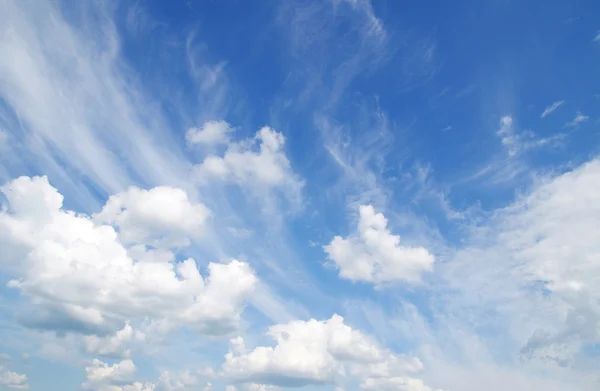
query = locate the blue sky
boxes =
[1,0,600,390]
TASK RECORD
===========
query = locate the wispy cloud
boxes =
[564,111,589,127]
[540,100,565,118]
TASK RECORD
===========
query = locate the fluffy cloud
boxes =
[83,323,146,358]
[0,365,29,390]
[186,120,234,145]
[222,314,428,388]
[324,205,434,286]
[154,370,199,391]
[94,186,210,247]
[193,126,303,199]
[82,359,155,391]
[0,176,257,339]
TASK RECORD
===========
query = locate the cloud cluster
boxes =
[193,125,303,202]
[0,176,257,340]
[0,365,29,390]
[324,205,434,286]
[186,121,234,146]
[222,314,436,390]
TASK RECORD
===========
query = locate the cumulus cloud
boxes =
[186,120,234,145]
[222,314,427,388]
[82,359,155,391]
[193,126,303,201]
[83,323,146,358]
[540,101,564,118]
[0,176,257,339]
[94,186,210,247]
[324,205,434,286]
[0,365,29,390]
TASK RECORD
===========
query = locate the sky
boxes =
[0,0,600,390]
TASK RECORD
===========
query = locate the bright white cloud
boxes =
[193,126,303,200]
[0,365,29,390]
[94,186,210,247]
[0,176,257,338]
[540,101,564,118]
[222,314,427,388]
[186,120,234,145]
[324,205,434,286]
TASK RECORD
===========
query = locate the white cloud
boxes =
[324,205,434,286]
[186,120,234,145]
[0,353,11,361]
[155,370,198,391]
[412,157,600,390]
[540,101,564,118]
[564,111,589,127]
[94,185,210,247]
[0,0,196,198]
[0,176,257,338]
[82,359,155,391]
[85,359,137,384]
[593,31,600,42]
[495,116,563,159]
[193,126,303,201]
[222,314,427,388]
[0,365,29,390]
[496,116,518,156]
[83,323,145,358]
[361,377,443,391]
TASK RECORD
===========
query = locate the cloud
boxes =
[0,176,257,338]
[222,314,427,388]
[410,157,600,390]
[82,359,155,391]
[94,185,211,247]
[85,359,137,384]
[361,377,443,391]
[186,120,234,145]
[495,116,564,159]
[540,101,564,118]
[564,111,589,127]
[324,205,434,286]
[0,365,28,390]
[593,31,600,42]
[193,126,303,202]
[496,116,518,156]
[0,353,11,361]
[83,323,145,358]
[0,0,194,199]
[155,370,199,391]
